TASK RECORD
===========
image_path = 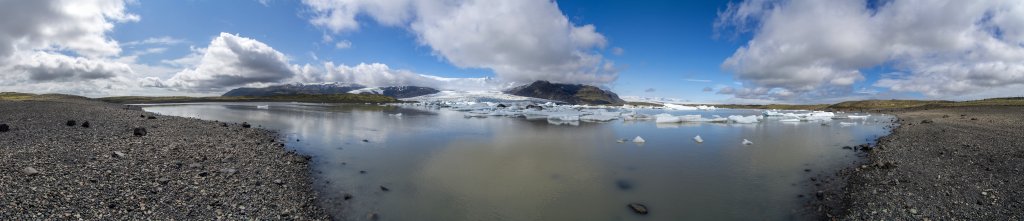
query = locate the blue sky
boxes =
[3,0,1023,103]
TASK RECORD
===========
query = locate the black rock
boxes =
[157,178,171,185]
[359,170,367,174]
[615,179,633,190]
[147,115,156,119]
[343,193,353,200]
[496,104,507,108]
[0,123,9,132]
[140,114,146,118]
[220,122,229,127]
[198,171,209,177]
[66,120,77,126]
[921,119,934,124]
[362,139,369,143]
[816,190,825,199]
[379,185,390,192]
[133,127,147,136]
[241,122,251,128]
[627,203,649,215]
[971,118,978,121]
[81,121,90,128]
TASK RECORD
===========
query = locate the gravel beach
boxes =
[816,106,1024,220]
[0,97,328,219]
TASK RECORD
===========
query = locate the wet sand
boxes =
[817,106,1024,220]
[0,97,328,219]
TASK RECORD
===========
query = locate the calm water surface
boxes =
[143,102,892,221]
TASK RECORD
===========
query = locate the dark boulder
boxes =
[379,185,390,192]
[66,120,77,126]
[147,115,157,119]
[241,122,251,128]
[921,119,934,124]
[0,123,9,132]
[81,121,90,128]
[133,127,148,136]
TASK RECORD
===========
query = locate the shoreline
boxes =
[815,106,1024,219]
[0,97,328,219]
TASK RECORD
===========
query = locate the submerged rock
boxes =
[615,179,633,190]
[627,203,649,215]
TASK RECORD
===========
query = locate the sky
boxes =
[1,0,1023,104]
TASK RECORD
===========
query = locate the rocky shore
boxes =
[0,97,328,219]
[815,106,1024,220]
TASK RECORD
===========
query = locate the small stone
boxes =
[380,185,390,192]
[157,178,171,185]
[921,119,933,124]
[22,167,39,176]
[981,191,988,196]
[971,118,978,121]
[81,121,90,128]
[112,151,126,158]
[133,127,147,136]
[367,212,379,220]
[197,171,209,177]
[66,120,77,126]
[188,163,202,169]
[359,170,367,174]
[219,168,238,175]
[816,190,825,199]
[910,209,918,214]
[362,139,369,143]
[241,122,251,128]
[0,123,10,132]
[147,115,157,119]
[273,179,284,185]
[220,122,228,127]
[627,203,648,215]
[343,193,353,200]
[140,114,146,118]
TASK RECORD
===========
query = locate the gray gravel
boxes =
[0,97,328,219]
[814,106,1024,220]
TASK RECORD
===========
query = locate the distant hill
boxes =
[222,83,366,97]
[350,86,440,98]
[503,81,625,105]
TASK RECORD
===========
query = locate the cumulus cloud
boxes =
[334,40,352,49]
[154,33,297,91]
[717,0,1024,99]
[295,62,504,91]
[0,0,140,95]
[303,0,617,85]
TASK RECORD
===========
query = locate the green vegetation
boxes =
[99,94,401,104]
[0,92,36,101]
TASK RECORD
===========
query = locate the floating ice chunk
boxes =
[696,105,717,110]
[616,138,626,143]
[663,103,697,110]
[694,135,703,143]
[256,105,269,109]
[779,118,801,122]
[678,115,704,122]
[655,114,681,123]
[848,115,870,119]
[839,122,857,126]
[728,115,760,124]
[763,110,784,117]
[581,114,618,122]
[633,136,646,143]
[742,139,753,145]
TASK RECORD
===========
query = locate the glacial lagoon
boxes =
[143,102,893,220]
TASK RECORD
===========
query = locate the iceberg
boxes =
[779,118,801,122]
[742,139,753,145]
[633,136,646,143]
[693,135,703,143]
[256,105,269,109]
[663,103,698,110]
[848,115,870,119]
[839,122,857,126]
[655,114,681,123]
[728,115,760,124]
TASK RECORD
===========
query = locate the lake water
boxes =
[143,102,893,221]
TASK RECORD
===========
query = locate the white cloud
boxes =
[0,0,143,96]
[294,62,505,91]
[303,0,618,85]
[154,33,297,91]
[334,40,352,49]
[717,0,1024,100]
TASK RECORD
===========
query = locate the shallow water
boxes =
[143,103,892,221]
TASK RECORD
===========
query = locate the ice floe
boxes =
[256,105,269,109]
[633,136,646,143]
[742,139,753,145]
[693,135,703,143]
